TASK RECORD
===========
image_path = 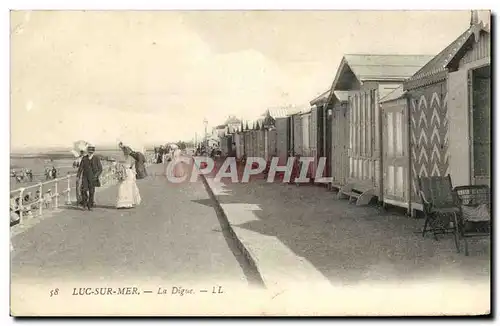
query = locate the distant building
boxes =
[224,115,242,134]
[211,116,243,142]
[213,125,227,139]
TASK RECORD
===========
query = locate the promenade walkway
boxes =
[10,160,491,316]
[11,163,253,315]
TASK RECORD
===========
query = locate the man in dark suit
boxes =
[77,145,102,210]
[87,145,102,208]
[77,149,94,210]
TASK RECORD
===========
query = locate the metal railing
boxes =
[10,164,117,226]
[10,153,156,227]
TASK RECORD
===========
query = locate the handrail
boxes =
[10,164,116,226]
[10,153,155,227]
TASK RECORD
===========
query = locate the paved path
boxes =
[11,163,249,286]
[206,175,491,286]
[200,170,491,315]
[10,160,490,315]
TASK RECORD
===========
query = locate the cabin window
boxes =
[395,111,403,156]
[387,112,394,156]
[471,65,491,183]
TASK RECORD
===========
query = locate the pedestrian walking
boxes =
[87,145,103,208]
[170,145,186,178]
[77,146,94,210]
[116,145,141,209]
[75,151,84,205]
[130,149,148,180]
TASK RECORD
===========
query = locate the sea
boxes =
[9,148,131,191]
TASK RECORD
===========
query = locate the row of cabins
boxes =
[219,20,490,216]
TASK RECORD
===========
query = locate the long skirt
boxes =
[76,178,82,204]
[116,169,141,208]
[173,161,185,178]
[135,161,148,180]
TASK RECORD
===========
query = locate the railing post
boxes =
[102,167,107,185]
[66,172,71,205]
[38,183,43,216]
[109,166,114,184]
[105,166,110,185]
[54,179,59,209]
[18,188,25,224]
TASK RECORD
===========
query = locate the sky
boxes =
[10,10,490,150]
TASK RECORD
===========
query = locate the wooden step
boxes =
[343,191,361,199]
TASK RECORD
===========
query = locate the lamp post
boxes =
[203,118,208,153]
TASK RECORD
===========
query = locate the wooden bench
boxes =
[337,181,375,206]
[314,177,331,188]
[330,183,343,192]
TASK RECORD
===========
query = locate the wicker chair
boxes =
[453,185,491,256]
[417,175,461,252]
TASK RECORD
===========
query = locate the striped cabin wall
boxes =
[408,81,449,202]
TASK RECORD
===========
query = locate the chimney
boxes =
[470,10,479,26]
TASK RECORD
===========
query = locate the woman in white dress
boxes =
[170,145,186,178]
[116,147,142,209]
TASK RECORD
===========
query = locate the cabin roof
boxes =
[380,85,406,103]
[333,91,349,103]
[266,107,299,118]
[310,89,331,106]
[332,54,434,91]
[404,22,490,90]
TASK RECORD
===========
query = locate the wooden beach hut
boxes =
[275,117,290,165]
[291,112,303,157]
[330,54,434,205]
[263,108,292,161]
[234,131,244,160]
[310,90,331,180]
[404,18,491,214]
[380,86,411,212]
[327,91,350,188]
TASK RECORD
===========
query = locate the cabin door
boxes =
[470,65,491,186]
[382,99,408,205]
[325,107,333,177]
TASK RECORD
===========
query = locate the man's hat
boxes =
[87,144,96,152]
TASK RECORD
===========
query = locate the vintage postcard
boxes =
[9,9,491,316]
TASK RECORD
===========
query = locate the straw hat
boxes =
[87,143,96,153]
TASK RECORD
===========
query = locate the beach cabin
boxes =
[300,109,313,178]
[404,18,491,213]
[328,91,350,189]
[291,112,303,157]
[234,131,244,160]
[263,108,292,162]
[310,90,331,180]
[331,54,434,205]
[380,86,411,212]
[275,117,290,165]
[244,125,252,158]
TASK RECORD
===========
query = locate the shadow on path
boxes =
[211,177,490,285]
[199,180,266,289]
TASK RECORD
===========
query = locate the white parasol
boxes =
[72,140,89,154]
[118,139,145,154]
[70,149,80,158]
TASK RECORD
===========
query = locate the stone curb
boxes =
[199,172,266,289]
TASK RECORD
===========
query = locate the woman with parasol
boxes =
[115,144,142,209]
[119,141,148,180]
